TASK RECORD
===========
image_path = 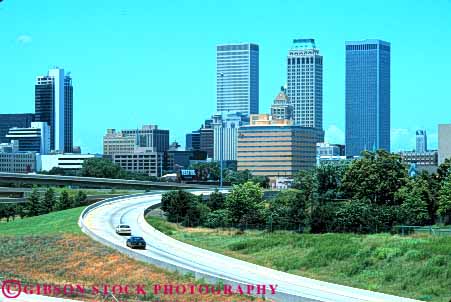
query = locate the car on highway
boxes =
[126,236,146,249]
[115,224,131,235]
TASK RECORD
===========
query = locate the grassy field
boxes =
[0,208,264,302]
[146,216,451,302]
[0,207,84,235]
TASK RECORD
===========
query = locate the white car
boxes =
[115,224,131,235]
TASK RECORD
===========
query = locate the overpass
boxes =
[0,172,224,190]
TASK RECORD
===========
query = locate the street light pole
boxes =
[220,127,223,188]
[218,72,224,189]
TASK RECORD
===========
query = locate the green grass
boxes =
[146,216,177,235]
[146,216,451,302]
[0,207,85,235]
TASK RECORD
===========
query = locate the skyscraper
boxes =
[286,39,323,129]
[35,67,73,153]
[345,40,390,157]
[216,43,259,116]
[416,130,427,153]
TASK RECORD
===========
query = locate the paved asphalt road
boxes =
[79,191,422,302]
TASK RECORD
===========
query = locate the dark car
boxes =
[126,236,146,249]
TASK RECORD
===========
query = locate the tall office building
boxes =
[345,40,391,157]
[35,67,73,153]
[286,39,323,129]
[416,130,427,153]
[0,114,34,144]
[216,43,259,116]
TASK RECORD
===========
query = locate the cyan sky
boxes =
[1,0,450,153]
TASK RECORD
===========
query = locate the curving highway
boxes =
[79,191,421,302]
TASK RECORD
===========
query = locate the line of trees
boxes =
[188,161,270,188]
[160,150,451,234]
[0,188,87,222]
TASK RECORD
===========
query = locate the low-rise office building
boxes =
[37,154,97,172]
[111,147,163,177]
[0,141,19,153]
[0,152,36,173]
[6,122,50,154]
[103,129,138,156]
[400,150,438,166]
[237,114,323,178]
[103,125,169,156]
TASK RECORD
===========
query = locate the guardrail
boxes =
[0,172,224,190]
[393,225,451,236]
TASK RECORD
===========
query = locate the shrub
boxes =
[204,209,231,228]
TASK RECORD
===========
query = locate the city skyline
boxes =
[1,0,450,153]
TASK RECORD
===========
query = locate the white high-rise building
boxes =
[216,43,259,116]
[212,112,248,161]
[287,39,323,129]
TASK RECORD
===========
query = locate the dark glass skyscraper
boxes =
[345,40,390,157]
[35,68,73,153]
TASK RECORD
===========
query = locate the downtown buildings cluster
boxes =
[1,39,451,181]
[0,67,97,174]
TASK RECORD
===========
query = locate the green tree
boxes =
[161,190,197,223]
[54,190,72,211]
[437,158,451,183]
[224,169,252,184]
[293,169,318,203]
[39,188,55,215]
[25,188,41,217]
[47,167,66,176]
[183,201,210,227]
[396,178,431,225]
[438,173,451,224]
[72,190,87,207]
[225,181,264,226]
[80,158,123,179]
[0,204,17,222]
[207,189,226,211]
[341,150,407,205]
[251,175,270,189]
[417,170,439,224]
[204,209,231,228]
[316,164,347,199]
